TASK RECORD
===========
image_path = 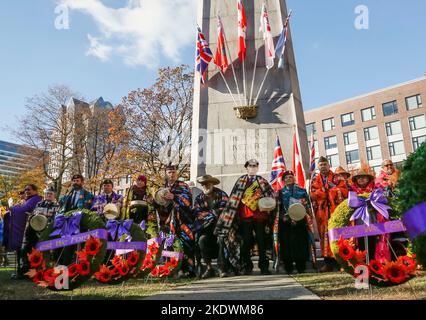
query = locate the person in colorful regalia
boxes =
[310,156,348,272]
[215,159,276,275]
[193,175,229,278]
[350,166,392,263]
[278,171,314,274]
[158,164,195,278]
[91,179,124,221]
[375,159,400,197]
[123,175,154,223]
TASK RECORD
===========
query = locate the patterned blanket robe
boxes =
[214,175,275,270]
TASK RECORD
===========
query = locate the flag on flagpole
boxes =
[309,132,316,174]
[270,135,287,192]
[214,15,229,73]
[259,2,275,69]
[275,10,292,69]
[237,0,247,62]
[196,27,213,84]
[292,132,305,188]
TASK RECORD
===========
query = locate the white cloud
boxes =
[86,34,112,61]
[59,0,197,67]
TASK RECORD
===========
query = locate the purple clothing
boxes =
[91,192,123,216]
[3,195,43,251]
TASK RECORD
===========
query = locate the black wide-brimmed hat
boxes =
[197,175,220,186]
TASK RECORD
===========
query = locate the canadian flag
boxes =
[292,133,306,188]
[237,0,247,62]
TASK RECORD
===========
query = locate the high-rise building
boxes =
[304,77,426,173]
[0,140,33,177]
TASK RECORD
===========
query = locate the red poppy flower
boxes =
[111,255,122,267]
[68,263,81,278]
[85,237,101,256]
[382,262,408,284]
[118,261,130,276]
[159,266,171,277]
[369,260,384,275]
[32,270,44,284]
[43,268,55,283]
[149,246,159,255]
[95,265,112,283]
[397,256,417,274]
[28,248,43,268]
[169,257,179,268]
[337,236,345,249]
[339,243,355,261]
[354,250,366,263]
[79,260,91,276]
[77,249,88,261]
[150,267,160,277]
[127,251,139,266]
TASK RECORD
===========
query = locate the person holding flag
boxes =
[196,26,213,85]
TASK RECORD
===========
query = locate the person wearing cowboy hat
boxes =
[215,159,276,276]
[310,156,348,272]
[350,165,376,194]
[278,171,314,274]
[375,159,400,197]
[193,175,229,278]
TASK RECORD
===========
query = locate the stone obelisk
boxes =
[191,0,309,193]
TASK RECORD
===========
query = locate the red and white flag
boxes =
[259,2,275,69]
[237,0,247,62]
[214,15,229,73]
[292,133,306,188]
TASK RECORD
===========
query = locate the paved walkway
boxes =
[145,272,320,300]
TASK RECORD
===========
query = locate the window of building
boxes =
[366,145,382,161]
[409,114,426,131]
[324,136,338,150]
[382,100,398,116]
[389,140,405,156]
[341,112,355,127]
[413,135,426,151]
[327,154,339,168]
[346,150,360,164]
[343,131,358,145]
[364,126,379,141]
[306,123,316,136]
[406,95,422,111]
[361,106,376,122]
[385,120,402,136]
[322,118,335,132]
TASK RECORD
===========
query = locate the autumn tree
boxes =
[121,65,194,187]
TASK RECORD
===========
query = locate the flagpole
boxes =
[220,13,244,107]
[218,68,239,108]
[248,47,259,106]
[253,68,270,105]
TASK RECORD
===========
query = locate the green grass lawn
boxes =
[0,268,195,300]
[294,271,426,300]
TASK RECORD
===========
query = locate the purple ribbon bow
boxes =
[160,231,167,241]
[139,220,146,231]
[50,212,82,237]
[106,219,133,241]
[165,234,175,248]
[348,189,390,226]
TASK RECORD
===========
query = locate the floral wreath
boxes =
[329,193,417,287]
[94,220,147,284]
[26,209,107,290]
[149,232,183,278]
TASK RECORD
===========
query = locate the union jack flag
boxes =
[270,135,287,192]
[196,27,213,84]
[275,10,292,69]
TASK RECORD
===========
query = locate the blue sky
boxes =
[1,0,425,144]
